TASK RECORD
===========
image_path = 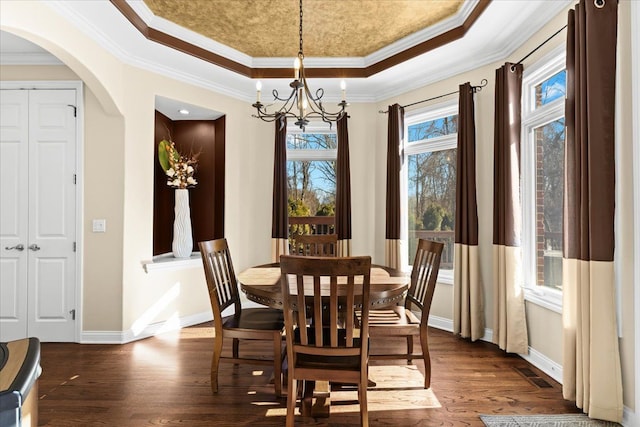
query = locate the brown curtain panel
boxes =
[492,63,528,354]
[562,0,622,422]
[385,104,403,269]
[453,82,484,341]
[335,115,352,256]
[271,115,289,261]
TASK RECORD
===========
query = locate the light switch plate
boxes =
[92,219,106,233]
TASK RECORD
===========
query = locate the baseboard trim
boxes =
[429,317,561,384]
[623,407,638,427]
[80,311,213,344]
[519,346,563,384]
[427,315,493,342]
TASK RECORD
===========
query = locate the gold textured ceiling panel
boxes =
[143,0,464,58]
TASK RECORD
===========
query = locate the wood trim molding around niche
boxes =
[109,0,491,79]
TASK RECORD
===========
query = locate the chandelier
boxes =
[252,0,348,130]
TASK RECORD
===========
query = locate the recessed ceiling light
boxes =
[178,109,190,115]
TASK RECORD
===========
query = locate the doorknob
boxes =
[28,244,41,251]
[5,244,25,251]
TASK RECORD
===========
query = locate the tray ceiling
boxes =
[142,0,464,58]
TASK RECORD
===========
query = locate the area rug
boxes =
[480,414,621,427]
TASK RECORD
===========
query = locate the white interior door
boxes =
[0,88,77,342]
[0,90,29,341]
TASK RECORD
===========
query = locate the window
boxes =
[522,46,566,309]
[403,101,458,281]
[286,123,337,237]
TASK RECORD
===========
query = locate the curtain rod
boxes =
[510,24,567,71]
[378,79,487,114]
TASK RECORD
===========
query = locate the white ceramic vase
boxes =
[172,188,193,258]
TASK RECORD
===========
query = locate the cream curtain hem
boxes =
[492,244,528,354]
[337,239,351,257]
[562,258,623,423]
[453,243,484,341]
[271,238,289,263]
[385,239,402,270]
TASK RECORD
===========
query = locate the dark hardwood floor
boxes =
[37,322,580,426]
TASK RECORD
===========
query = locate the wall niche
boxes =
[153,110,225,256]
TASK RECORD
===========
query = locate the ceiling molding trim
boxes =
[111,0,251,76]
[372,47,504,102]
[492,0,572,66]
[22,1,251,102]
[363,0,479,67]
[0,52,63,65]
[126,0,253,67]
[371,0,573,102]
[252,56,366,69]
[109,0,492,79]
[129,55,252,101]
[44,0,138,67]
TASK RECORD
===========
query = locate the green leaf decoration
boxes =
[158,139,174,172]
[158,140,170,171]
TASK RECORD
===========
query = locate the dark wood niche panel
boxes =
[153,111,225,256]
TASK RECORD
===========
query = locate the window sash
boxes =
[521,45,566,311]
[402,101,458,283]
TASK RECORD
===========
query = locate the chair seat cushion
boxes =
[223,308,284,330]
[367,306,420,326]
[293,327,364,370]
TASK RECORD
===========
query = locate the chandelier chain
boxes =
[298,0,304,56]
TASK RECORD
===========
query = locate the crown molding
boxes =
[373,0,572,102]
[363,0,479,67]
[3,0,574,105]
[124,0,482,72]
[110,0,492,79]
[127,0,254,67]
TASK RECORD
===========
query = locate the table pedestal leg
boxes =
[300,380,331,418]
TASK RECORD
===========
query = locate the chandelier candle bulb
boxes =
[294,57,301,80]
[340,80,347,100]
[256,81,262,102]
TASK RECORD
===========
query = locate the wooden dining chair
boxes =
[280,255,371,427]
[198,238,285,397]
[294,234,338,257]
[366,239,443,389]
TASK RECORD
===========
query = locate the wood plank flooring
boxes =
[36,323,580,426]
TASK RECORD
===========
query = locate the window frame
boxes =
[402,99,458,283]
[521,44,566,313]
[286,122,338,222]
[286,122,338,161]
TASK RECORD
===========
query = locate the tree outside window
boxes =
[286,131,337,239]
[405,108,457,275]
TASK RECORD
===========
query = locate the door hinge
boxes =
[69,309,76,320]
[68,104,77,117]
[73,242,76,252]
[73,174,77,184]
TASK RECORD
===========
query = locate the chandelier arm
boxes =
[272,88,295,103]
[251,0,348,130]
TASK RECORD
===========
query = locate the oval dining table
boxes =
[238,262,409,310]
[237,261,409,418]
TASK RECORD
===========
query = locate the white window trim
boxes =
[286,122,337,161]
[521,45,566,313]
[287,149,337,161]
[402,99,458,285]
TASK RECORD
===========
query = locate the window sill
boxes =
[524,287,562,314]
[142,253,201,273]
[437,273,454,286]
